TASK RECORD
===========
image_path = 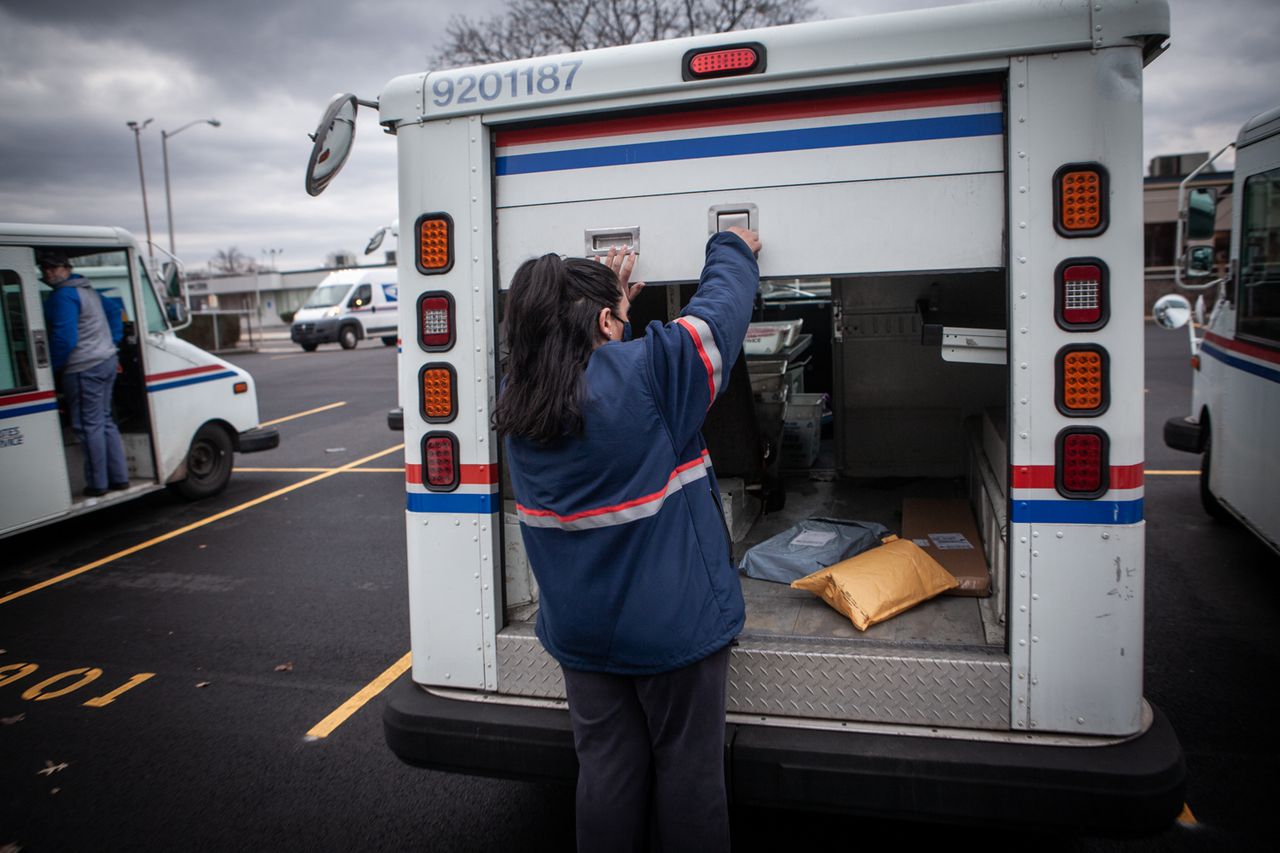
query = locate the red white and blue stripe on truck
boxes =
[406,463,499,513]
[494,83,1003,176]
[1010,463,1144,525]
[146,364,238,393]
[1199,331,1280,385]
[0,390,57,421]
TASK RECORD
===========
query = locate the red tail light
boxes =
[1056,258,1109,330]
[1056,428,1109,498]
[417,292,455,352]
[423,432,459,491]
[683,43,766,81]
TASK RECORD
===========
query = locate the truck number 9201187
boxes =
[431,60,583,107]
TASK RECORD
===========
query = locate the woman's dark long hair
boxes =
[492,254,622,443]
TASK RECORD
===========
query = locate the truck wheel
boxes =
[382,336,397,346]
[339,326,359,350]
[1199,420,1233,523]
[170,424,233,500]
[301,343,318,352]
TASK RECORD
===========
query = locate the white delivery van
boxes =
[1161,105,1280,553]
[0,223,278,537]
[306,0,1186,832]
[290,266,399,351]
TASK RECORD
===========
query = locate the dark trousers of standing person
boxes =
[62,354,129,493]
[561,643,732,853]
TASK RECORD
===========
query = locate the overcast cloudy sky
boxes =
[1,0,1275,271]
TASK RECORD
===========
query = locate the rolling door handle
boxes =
[708,202,758,234]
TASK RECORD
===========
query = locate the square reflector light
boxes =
[1054,163,1109,238]
[417,291,455,352]
[415,212,454,275]
[419,363,456,423]
[1056,428,1109,499]
[423,432,459,491]
[1056,258,1109,331]
[1056,346,1109,416]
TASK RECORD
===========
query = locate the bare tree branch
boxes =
[433,0,817,68]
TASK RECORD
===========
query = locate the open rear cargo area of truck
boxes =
[496,267,1013,730]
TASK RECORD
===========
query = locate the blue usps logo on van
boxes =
[382,283,398,302]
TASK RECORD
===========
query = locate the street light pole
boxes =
[258,249,282,334]
[161,118,221,258]
[126,119,154,265]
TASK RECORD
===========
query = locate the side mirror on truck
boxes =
[165,298,189,327]
[305,93,359,197]
[1152,293,1192,330]
[1183,245,1215,278]
[1186,187,1218,240]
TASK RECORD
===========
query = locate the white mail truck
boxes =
[306,0,1185,831]
[0,223,278,537]
[289,266,400,351]
[1161,105,1280,554]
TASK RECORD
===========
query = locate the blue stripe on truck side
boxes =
[1011,498,1144,525]
[496,112,1003,176]
[147,371,238,392]
[406,492,498,514]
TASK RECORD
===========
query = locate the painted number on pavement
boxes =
[0,661,155,707]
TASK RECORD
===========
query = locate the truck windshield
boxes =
[303,285,350,308]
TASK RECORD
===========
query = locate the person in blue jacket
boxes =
[494,227,761,853]
[40,252,130,497]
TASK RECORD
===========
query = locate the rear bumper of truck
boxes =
[1163,416,1204,454]
[235,426,279,453]
[383,676,1186,834]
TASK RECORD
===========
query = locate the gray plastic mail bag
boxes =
[739,518,890,584]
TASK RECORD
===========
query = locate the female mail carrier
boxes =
[494,227,761,852]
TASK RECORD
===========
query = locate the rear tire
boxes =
[170,423,234,500]
[1199,419,1233,523]
[339,326,359,350]
[301,342,318,352]
[382,336,397,346]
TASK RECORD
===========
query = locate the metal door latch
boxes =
[584,226,640,257]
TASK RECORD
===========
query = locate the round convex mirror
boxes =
[1152,293,1192,330]
[365,227,386,255]
[305,94,358,197]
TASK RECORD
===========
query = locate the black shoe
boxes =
[84,487,108,497]
[109,481,130,491]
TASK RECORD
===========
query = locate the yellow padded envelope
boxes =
[790,535,959,631]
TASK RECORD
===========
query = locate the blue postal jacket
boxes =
[505,232,759,675]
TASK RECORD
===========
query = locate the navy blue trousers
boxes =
[561,643,732,853]
[63,354,128,491]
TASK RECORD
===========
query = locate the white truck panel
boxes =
[1008,48,1147,734]
[398,118,503,690]
[495,80,1005,284]
[498,173,1005,286]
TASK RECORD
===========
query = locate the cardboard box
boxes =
[901,498,990,597]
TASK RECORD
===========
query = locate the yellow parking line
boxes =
[259,401,346,427]
[1177,803,1197,826]
[307,651,412,739]
[1145,470,1198,476]
[0,444,404,606]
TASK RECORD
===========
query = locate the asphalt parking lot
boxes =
[2,327,1277,851]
